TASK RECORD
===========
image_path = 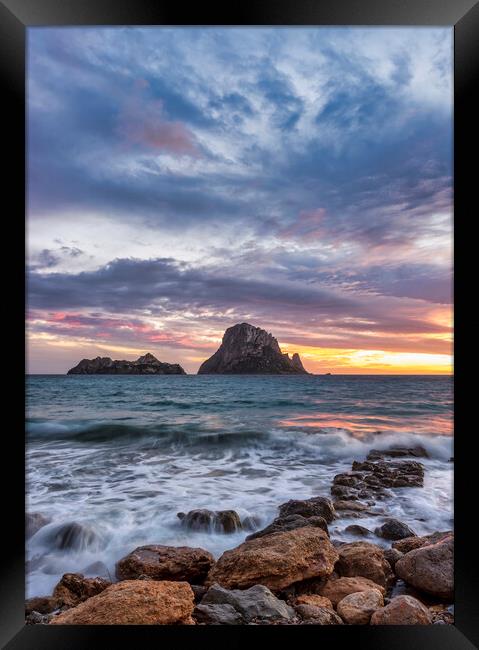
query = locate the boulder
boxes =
[52,573,111,608]
[392,531,452,554]
[293,594,333,610]
[394,536,453,600]
[116,545,215,584]
[47,522,103,551]
[26,512,51,538]
[194,603,244,625]
[49,580,195,625]
[335,541,393,588]
[370,595,433,625]
[177,509,242,533]
[25,611,52,625]
[278,497,335,523]
[317,576,385,607]
[245,514,328,541]
[202,583,294,622]
[345,525,371,537]
[25,596,60,615]
[206,527,338,591]
[337,589,384,624]
[333,500,369,511]
[375,519,416,541]
[384,548,403,570]
[351,459,424,488]
[298,607,344,625]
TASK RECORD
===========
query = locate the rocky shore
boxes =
[26,445,453,626]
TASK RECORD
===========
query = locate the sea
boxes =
[26,374,453,598]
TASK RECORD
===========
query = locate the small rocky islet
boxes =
[66,323,309,375]
[26,444,454,626]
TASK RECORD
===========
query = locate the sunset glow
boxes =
[27,27,452,374]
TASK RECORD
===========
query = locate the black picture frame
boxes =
[1,0,477,647]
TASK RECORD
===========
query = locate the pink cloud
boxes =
[117,80,201,157]
[278,208,327,241]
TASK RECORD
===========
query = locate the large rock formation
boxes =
[197,323,309,374]
[116,545,215,584]
[49,580,195,625]
[67,353,186,375]
[205,527,338,591]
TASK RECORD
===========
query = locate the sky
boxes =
[27,27,453,375]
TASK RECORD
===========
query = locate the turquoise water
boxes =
[26,374,453,597]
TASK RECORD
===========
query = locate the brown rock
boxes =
[206,527,338,591]
[116,545,215,584]
[335,541,393,588]
[394,536,453,600]
[298,606,344,625]
[337,589,384,624]
[293,594,333,610]
[49,580,195,625]
[333,500,369,511]
[278,497,335,523]
[392,531,452,554]
[370,595,433,625]
[345,525,371,537]
[25,596,60,615]
[384,548,403,570]
[52,573,111,609]
[245,514,328,541]
[317,576,385,607]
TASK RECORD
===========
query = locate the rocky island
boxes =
[67,353,186,375]
[198,323,309,374]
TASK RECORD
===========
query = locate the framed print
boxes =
[1,0,478,648]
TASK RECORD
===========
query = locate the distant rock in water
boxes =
[67,353,186,375]
[197,323,309,374]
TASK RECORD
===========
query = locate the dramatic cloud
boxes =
[26,27,453,374]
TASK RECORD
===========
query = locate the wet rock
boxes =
[370,595,433,625]
[50,580,195,625]
[25,611,52,625]
[26,512,51,538]
[82,560,110,579]
[116,545,215,584]
[278,497,335,523]
[345,525,371,537]
[336,541,394,588]
[177,509,242,533]
[292,594,333,609]
[375,519,416,541]
[241,515,262,531]
[245,514,328,541]
[52,573,111,609]
[194,603,244,625]
[351,459,424,488]
[206,527,338,591]
[384,548,403,570]
[395,535,453,600]
[48,522,102,551]
[367,446,429,460]
[25,596,59,615]
[336,589,384,624]
[202,583,295,622]
[317,576,385,607]
[298,607,344,625]
[333,500,369,511]
[392,531,452,554]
